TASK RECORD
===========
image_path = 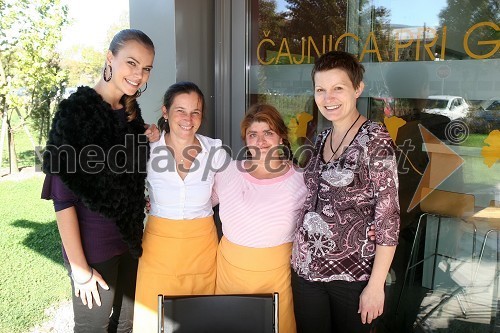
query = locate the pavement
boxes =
[27,300,73,333]
[0,166,44,182]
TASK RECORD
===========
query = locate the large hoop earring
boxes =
[136,82,148,97]
[245,147,252,160]
[103,64,112,82]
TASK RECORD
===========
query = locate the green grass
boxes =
[0,100,494,333]
[461,133,488,147]
[0,177,69,333]
[1,111,44,170]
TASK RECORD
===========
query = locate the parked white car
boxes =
[423,95,470,120]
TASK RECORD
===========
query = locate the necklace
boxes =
[164,133,197,165]
[328,113,361,162]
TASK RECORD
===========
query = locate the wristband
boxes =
[71,267,94,285]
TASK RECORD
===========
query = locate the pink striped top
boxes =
[213,160,307,248]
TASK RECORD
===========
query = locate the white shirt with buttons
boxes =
[147,132,230,220]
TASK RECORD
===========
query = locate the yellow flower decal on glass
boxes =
[481,130,500,168]
[383,116,406,143]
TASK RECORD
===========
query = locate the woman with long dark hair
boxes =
[41,29,159,332]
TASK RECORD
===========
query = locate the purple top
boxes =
[41,174,128,264]
[292,120,400,282]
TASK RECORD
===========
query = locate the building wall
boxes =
[130,0,176,125]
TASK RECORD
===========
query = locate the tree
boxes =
[61,45,104,87]
[256,0,287,41]
[437,0,499,59]
[285,0,348,54]
[59,9,129,89]
[251,0,287,64]
[284,0,388,58]
[0,0,68,173]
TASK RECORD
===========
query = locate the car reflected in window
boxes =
[423,95,470,120]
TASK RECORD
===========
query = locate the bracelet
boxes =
[71,267,94,285]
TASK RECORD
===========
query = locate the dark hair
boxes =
[311,51,365,90]
[240,103,293,161]
[109,29,155,122]
[158,81,205,133]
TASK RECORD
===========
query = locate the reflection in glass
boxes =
[249,1,499,332]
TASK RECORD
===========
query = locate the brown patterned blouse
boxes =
[292,120,400,282]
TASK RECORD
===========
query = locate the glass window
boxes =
[249,1,499,331]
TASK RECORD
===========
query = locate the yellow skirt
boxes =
[133,215,218,333]
[216,236,296,333]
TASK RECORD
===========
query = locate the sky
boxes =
[59,0,129,51]
[374,0,447,27]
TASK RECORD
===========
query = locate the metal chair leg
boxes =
[158,294,164,333]
[469,228,499,332]
[456,291,468,317]
[471,229,495,285]
[396,212,476,317]
[414,286,466,328]
[430,217,442,289]
[395,213,427,314]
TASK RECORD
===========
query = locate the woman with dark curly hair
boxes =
[41,29,159,333]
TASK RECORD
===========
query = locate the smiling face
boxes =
[314,68,364,125]
[163,92,203,140]
[245,121,283,160]
[107,40,154,96]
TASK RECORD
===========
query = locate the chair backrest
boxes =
[158,293,278,333]
[420,187,475,218]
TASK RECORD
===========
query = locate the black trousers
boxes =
[64,252,138,333]
[292,270,376,333]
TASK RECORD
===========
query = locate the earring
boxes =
[136,82,148,97]
[245,148,252,159]
[103,64,112,82]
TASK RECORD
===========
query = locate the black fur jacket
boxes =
[42,86,149,258]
